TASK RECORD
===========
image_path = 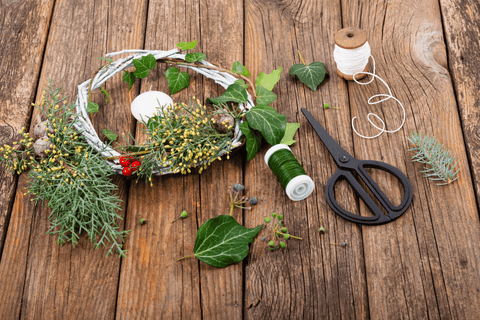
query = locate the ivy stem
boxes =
[298,50,306,65]
[276,231,302,240]
[229,204,235,215]
[177,255,193,261]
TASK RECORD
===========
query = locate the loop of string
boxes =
[333,42,405,139]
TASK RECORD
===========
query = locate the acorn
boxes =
[34,136,52,158]
[213,112,234,134]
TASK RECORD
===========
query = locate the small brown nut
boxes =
[34,137,52,158]
[213,112,234,134]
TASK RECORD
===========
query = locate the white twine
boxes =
[74,48,255,175]
[333,42,405,139]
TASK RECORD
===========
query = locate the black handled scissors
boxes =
[302,108,412,225]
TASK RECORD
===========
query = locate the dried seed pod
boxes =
[33,115,53,139]
[34,137,52,158]
[213,112,234,134]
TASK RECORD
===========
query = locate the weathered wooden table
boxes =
[1,0,480,319]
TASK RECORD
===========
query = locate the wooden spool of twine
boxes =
[334,27,369,81]
[73,49,255,175]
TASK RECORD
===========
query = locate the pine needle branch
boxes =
[408,132,460,185]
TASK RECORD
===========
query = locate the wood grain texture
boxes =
[342,0,480,318]
[116,1,245,319]
[116,1,203,319]
[0,0,148,319]
[0,0,55,261]
[439,0,480,207]
[244,1,369,319]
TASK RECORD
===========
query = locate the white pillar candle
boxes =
[130,91,174,122]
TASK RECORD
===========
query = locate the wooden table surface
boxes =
[1,0,480,319]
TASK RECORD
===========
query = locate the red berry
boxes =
[122,167,132,176]
[119,156,131,167]
[131,160,141,171]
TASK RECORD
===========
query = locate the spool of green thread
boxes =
[264,144,315,201]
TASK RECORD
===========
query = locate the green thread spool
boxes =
[264,144,315,201]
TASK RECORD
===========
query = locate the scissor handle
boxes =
[325,160,412,225]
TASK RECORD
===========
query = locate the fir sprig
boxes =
[0,81,129,257]
[408,132,460,185]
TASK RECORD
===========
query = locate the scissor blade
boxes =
[301,108,353,166]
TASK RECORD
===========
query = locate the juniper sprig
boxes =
[408,132,460,185]
[0,81,129,257]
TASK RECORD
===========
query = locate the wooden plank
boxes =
[438,0,480,207]
[116,1,245,318]
[341,0,480,318]
[0,0,55,260]
[0,0,148,319]
[196,1,245,319]
[115,1,203,319]
[244,1,369,319]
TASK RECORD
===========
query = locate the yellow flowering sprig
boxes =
[120,98,241,185]
[0,80,128,258]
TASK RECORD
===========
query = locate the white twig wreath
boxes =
[73,48,255,175]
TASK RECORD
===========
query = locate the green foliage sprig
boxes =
[0,81,129,257]
[408,131,460,185]
[116,98,238,183]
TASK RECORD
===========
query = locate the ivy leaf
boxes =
[99,86,110,104]
[123,71,136,91]
[132,54,157,78]
[245,105,287,146]
[165,67,190,95]
[289,62,327,91]
[206,83,248,105]
[255,84,277,105]
[240,122,262,161]
[87,101,99,114]
[280,123,301,145]
[185,52,206,63]
[232,61,250,77]
[102,129,118,141]
[177,40,197,50]
[234,79,248,89]
[193,215,262,268]
[255,66,282,91]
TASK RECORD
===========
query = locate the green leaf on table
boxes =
[255,84,277,105]
[240,122,262,161]
[245,105,287,146]
[132,54,157,78]
[165,67,190,95]
[289,62,327,91]
[185,52,207,63]
[102,129,118,141]
[99,86,110,104]
[122,71,136,91]
[255,66,282,91]
[87,101,99,114]
[194,215,262,268]
[206,83,248,105]
[234,79,248,89]
[280,122,301,145]
[232,61,251,77]
[177,40,197,50]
